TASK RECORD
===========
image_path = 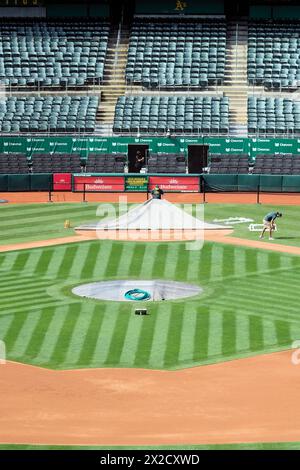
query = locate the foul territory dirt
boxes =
[0,351,300,446]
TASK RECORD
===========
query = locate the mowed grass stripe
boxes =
[0,252,19,271]
[0,286,50,303]
[24,249,57,275]
[24,307,57,360]
[79,243,101,279]
[9,311,42,357]
[262,319,278,347]
[0,279,50,294]
[104,306,132,366]
[275,320,292,346]
[0,315,15,341]
[222,246,235,278]
[0,208,99,232]
[133,307,159,368]
[222,310,236,357]
[2,300,70,318]
[198,243,212,281]
[245,248,258,273]
[119,312,145,366]
[207,310,223,359]
[249,315,264,352]
[76,305,106,367]
[33,249,56,275]
[44,246,68,277]
[220,287,300,319]
[268,252,282,271]
[174,245,189,281]
[57,245,80,279]
[210,245,224,280]
[163,244,180,279]
[0,204,98,224]
[68,244,98,278]
[163,304,185,367]
[148,304,172,368]
[140,243,159,279]
[32,306,74,365]
[128,244,146,277]
[103,243,125,279]
[3,311,28,351]
[50,304,81,365]
[116,243,136,277]
[11,252,31,272]
[193,307,210,362]
[233,248,247,278]
[235,314,250,352]
[150,244,169,279]
[177,305,198,364]
[91,304,120,365]
[86,240,113,280]
[64,303,96,367]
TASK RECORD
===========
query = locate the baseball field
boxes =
[1,197,300,448]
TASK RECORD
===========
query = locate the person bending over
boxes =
[259,211,282,240]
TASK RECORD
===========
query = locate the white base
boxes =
[248,224,277,232]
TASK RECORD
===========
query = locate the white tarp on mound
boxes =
[77,199,229,230]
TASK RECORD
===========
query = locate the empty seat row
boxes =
[252,154,300,174]
[126,19,226,88]
[209,154,249,174]
[0,19,109,88]
[248,21,300,90]
[0,95,99,133]
[113,95,229,135]
[248,96,300,134]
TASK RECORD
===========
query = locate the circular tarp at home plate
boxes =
[72,280,202,302]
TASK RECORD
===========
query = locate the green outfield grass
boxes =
[0,202,299,246]
[1,235,300,370]
[1,442,300,450]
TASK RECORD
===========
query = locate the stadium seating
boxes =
[147,153,186,174]
[209,154,249,174]
[0,96,99,133]
[113,95,229,134]
[85,154,127,173]
[252,154,300,174]
[126,18,226,88]
[30,153,82,173]
[0,19,109,88]
[248,97,300,135]
[0,153,29,173]
[248,21,300,90]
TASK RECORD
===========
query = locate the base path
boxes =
[0,350,299,446]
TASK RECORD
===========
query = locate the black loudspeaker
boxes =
[188,145,209,174]
[135,308,148,315]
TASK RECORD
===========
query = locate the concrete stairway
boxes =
[222,18,248,136]
[96,23,130,134]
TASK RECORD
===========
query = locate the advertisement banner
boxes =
[73,175,125,192]
[53,173,72,191]
[125,175,148,191]
[149,176,199,192]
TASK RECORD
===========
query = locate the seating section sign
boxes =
[73,175,125,192]
[125,175,148,191]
